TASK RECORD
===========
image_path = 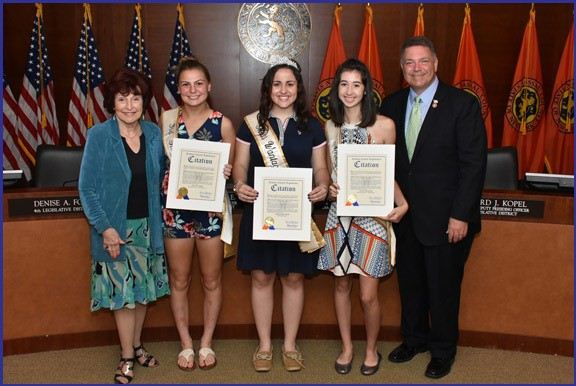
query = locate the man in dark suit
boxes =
[379,36,487,379]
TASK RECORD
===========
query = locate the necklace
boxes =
[342,120,362,127]
[121,126,141,139]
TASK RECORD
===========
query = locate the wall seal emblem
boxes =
[237,3,311,64]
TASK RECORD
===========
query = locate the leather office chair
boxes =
[34,145,84,187]
[484,146,519,190]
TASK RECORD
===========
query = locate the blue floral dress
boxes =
[161,111,225,239]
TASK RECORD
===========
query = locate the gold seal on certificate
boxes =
[166,138,230,212]
[336,144,395,217]
[253,167,312,241]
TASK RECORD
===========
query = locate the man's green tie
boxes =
[406,96,422,161]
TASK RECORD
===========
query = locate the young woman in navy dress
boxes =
[232,59,329,372]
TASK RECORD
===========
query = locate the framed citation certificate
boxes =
[165,138,230,212]
[336,144,395,217]
[252,167,312,241]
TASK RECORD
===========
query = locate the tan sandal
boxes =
[177,348,196,371]
[198,347,217,370]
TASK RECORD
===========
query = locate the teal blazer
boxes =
[79,117,164,263]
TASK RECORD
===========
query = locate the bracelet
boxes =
[233,181,244,193]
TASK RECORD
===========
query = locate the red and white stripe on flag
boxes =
[16,3,60,168]
[66,3,108,146]
[124,4,159,123]
[3,78,32,180]
[161,3,192,113]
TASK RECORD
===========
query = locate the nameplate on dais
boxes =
[480,197,544,219]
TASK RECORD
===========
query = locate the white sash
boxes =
[244,111,325,253]
[160,108,234,257]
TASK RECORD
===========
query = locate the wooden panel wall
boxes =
[3,3,573,148]
[3,201,573,355]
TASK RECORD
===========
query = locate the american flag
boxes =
[16,3,60,169]
[3,76,32,180]
[124,4,159,123]
[161,3,192,112]
[66,3,108,146]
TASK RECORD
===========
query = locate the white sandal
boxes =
[177,348,195,371]
[198,347,217,370]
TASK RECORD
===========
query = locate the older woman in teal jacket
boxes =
[79,68,169,385]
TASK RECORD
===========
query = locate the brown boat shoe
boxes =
[252,346,273,372]
[282,346,305,371]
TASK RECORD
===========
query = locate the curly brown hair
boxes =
[257,61,310,135]
[103,68,152,114]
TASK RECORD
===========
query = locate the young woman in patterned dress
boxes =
[79,68,170,384]
[317,58,408,376]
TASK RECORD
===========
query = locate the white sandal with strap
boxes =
[198,347,217,370]
[177,348,195,371]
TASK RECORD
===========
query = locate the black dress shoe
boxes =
[360,352,382,376]
[425,357,455,379]
[388,343,427,363]
[334,358,353,375]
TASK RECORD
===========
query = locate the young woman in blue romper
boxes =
[160,57,235,371]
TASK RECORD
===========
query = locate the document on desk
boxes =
[166,138,230,212]
[252,167,312,241]
[336,144,395,217]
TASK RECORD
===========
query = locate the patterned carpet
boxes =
[2,339,573,384]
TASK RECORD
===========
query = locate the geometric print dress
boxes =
[317,122,393,278]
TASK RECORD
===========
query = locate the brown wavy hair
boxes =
[103,68,152,114]
[257,61,310,135]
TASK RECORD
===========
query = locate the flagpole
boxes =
[519,4,536,136]
[83,4,91,95]
[136,3,143,73]
[177,3,186,57]
[83,3,94,128]
[565,20,573,134]
[35,3,47,131]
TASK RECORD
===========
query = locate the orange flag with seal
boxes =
[358,3,385,106]
[453,4,494,148]
[312,4,346,124]
[544,23,573,175]
[502,5,546,178]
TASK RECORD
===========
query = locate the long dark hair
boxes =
[328,58,377,128]
[257,61,310,135]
